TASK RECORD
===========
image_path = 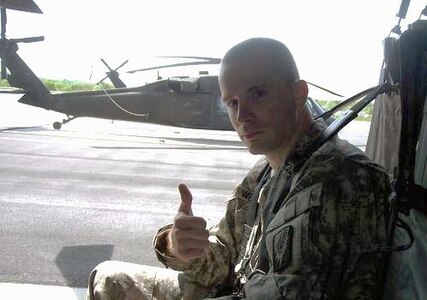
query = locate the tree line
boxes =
[0,78,113,91]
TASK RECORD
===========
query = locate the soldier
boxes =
[87,37,391,299]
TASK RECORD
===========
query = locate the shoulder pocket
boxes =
[265,183,322,272]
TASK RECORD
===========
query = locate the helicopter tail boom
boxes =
[0,39,53,109]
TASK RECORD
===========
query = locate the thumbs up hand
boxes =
[169,183,209,262]
[177,183,194,216]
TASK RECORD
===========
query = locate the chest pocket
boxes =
[265,183,322,273]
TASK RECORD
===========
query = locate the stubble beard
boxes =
[242,134,271,155]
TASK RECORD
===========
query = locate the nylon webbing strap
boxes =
[245,165,272,227]
[308,82,393,158]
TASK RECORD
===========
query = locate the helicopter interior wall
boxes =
[365,93,401,178]
[384,208,427,300]
[379,91,427,300]
[366,86,427,188]
[415,93,427,188]
[366,21,427,299]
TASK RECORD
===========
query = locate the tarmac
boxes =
[0,283,86,299]
[0,96,371,299]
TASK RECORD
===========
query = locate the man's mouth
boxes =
[242,131,261,140]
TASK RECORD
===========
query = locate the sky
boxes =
[4,0,427,99]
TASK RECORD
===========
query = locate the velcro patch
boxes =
[272,225,293,271]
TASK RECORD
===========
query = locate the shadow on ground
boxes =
[55,244,114,288]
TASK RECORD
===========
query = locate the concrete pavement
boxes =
[0,283,86,300]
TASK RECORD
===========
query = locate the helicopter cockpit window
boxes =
[168,78,198,93]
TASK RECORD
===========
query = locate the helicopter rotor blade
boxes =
[100,58,113,71]
[306,81,344,97]
[156,56,221,62]
[100,58,129,72]
[114,59,129,72]
[127,56,343,97]
[128,56,221,74]
[97,59,109,84]
[97,75,109,85]
[128,60,220,74]
[98,59,129,85]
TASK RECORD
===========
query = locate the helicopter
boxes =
[0,0,342,131]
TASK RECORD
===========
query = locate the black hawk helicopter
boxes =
[0,0,340,131]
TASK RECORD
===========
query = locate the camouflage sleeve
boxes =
[243,158,391,299]
[153,157,269,288]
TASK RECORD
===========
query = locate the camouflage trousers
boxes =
[86,260,219,300]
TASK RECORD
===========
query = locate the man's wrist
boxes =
[153,224,174,263]
[153,223,191,270]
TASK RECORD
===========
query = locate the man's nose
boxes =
[236,100,254,123]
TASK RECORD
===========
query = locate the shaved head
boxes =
[220,37,300,83]
[219,37,311,170]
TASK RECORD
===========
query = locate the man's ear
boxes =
[293,80,309,108]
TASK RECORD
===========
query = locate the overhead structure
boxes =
[0,0,43,79]
[0,0,42,14]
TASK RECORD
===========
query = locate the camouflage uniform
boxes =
[87,119,391,299]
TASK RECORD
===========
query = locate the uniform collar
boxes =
[280,118,328,172]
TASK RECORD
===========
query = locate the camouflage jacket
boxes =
[153,119,391,299]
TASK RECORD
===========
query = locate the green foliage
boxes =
[0,77,113,91]
[0,79,10,87]
[316,99,373,122]
[41,78,113,91]
[1,78,115,90]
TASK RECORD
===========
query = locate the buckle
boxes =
[232,274,246,297]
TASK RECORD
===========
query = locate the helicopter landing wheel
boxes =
[53,122,62,130]
[53,115,77,130]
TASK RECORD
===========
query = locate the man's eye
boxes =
[227,99,238,108]
[249,90,268,99]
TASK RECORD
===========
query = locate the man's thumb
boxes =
[178,183,193,216]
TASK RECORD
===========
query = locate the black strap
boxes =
[309,82,394,158]
[237,164,271,280]
[244,165,271,227]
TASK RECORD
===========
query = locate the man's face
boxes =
[219,55,301,157]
